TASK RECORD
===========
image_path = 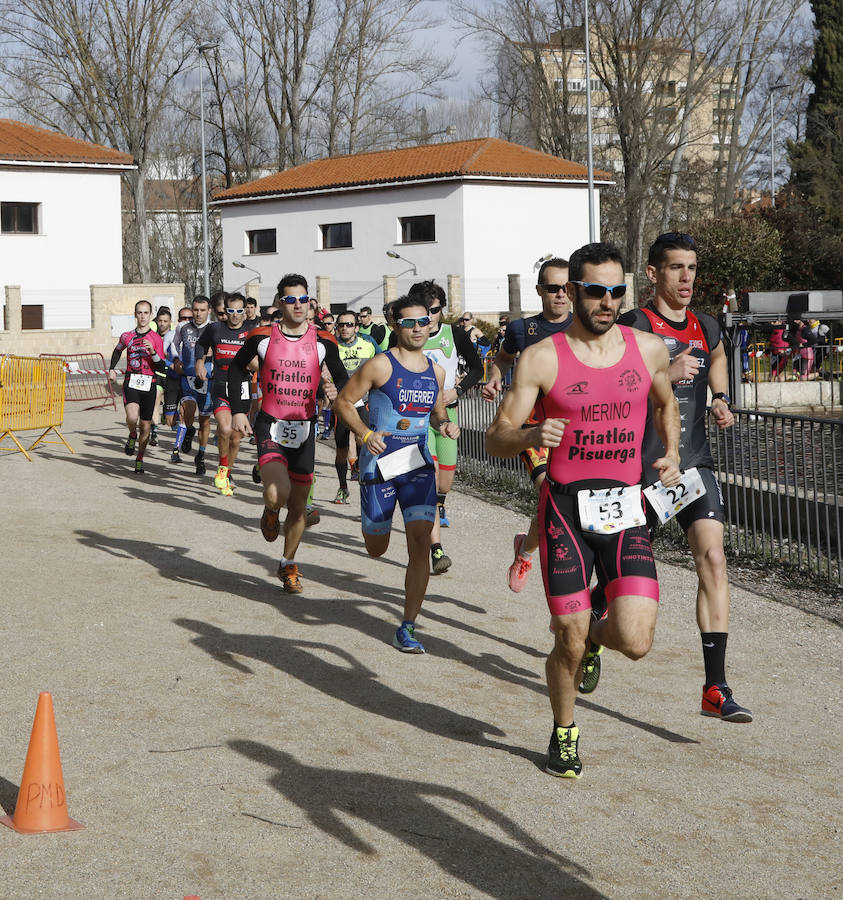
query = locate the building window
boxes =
[1,202,39,234]
[22,305,44,330]
[400,214,435,244]
[320,222,352,249]
[247,228,276,254]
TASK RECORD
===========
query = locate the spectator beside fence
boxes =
[768,319,789,381]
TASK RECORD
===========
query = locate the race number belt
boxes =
[577,484,645,533]
[376,443,427,480]
[643,467,707,522]
[269,419,311,448]
[128,373,153,391]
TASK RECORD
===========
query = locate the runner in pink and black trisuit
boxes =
[486,242,681,779]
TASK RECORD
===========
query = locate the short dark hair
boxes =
[336,312,357,325]
[647,232,696,267]
[537,257,570,284]
[210,290,228,308]
[135,300,152,313]
[227,293,246,308]
[245,296,257,307]
[155,306,171,318]
[192,295,210,308]
[359,306,372,315]
[392,293,431,320]
[568,243,625,282]
[408,280,446,307]
[277,273,309,294]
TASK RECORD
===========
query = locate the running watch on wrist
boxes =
[711,392,731,406]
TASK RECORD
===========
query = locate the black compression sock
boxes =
[701,632,728,687]
[335,462,348,490]
[436,492,446,506]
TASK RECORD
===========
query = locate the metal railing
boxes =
[457,387,843,586]
[711,409,842,585]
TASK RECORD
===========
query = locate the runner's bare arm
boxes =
[430,364,460,439]
[334,355,391,454]
[641,334,681,486]
[708,342,734,429]
[486,343,565,457]
[482,347,517,401]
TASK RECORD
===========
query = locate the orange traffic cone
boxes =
[0,692,84,833]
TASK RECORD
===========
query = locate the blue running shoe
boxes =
[701,683,753,722]
[392,621,425,654]
[438,503,450,527]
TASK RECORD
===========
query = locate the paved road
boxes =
[1,408,840,899]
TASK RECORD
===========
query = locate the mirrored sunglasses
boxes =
[569,281,627,299]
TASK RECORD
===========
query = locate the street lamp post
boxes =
[583,2,596,241]
[386,250,418,276]
[198,42,218,298]
[769,82,790,209]
[232,260,262,294]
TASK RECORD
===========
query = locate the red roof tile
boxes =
[0,119,134,166]
[215,138,611,202]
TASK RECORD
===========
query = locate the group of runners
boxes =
[108,231,753,780]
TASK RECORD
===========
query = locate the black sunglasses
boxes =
[569,281,627,300]
[538,283,566,293]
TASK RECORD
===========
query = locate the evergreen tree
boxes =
[789,0,843,227]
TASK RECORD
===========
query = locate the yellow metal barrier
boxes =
[0,355,75,461]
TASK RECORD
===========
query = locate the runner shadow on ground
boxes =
[0,775,19,815]
[237,551,553,662]
[175,618,522,754]
[229,740,602,899]
[239,572,548,691]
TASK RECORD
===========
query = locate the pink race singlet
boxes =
[259,324,322,420]
[539,325,651,487]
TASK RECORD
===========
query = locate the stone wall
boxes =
[1,283,185,359]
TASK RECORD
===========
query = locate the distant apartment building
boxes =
[510,26,737,177]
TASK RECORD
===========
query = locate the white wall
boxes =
[220,177,603,313]
[220,182,465,309]
[461,181,599,312]
[0,166,124,326]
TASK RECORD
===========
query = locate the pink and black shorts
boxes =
[538,478,659,617]
[254,411,315,485]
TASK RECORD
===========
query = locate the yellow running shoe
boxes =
[214,464,229,489]
[220,477,234,497]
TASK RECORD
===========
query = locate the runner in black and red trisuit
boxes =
[195,292,252,496]
[618,231,752,723]
[482,257,572,593]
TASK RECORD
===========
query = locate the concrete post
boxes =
[316,276,331,309]
[507,274,522,318]
[447,275,462,316]
[244,281,261,302]
[5,285,22,334]
[619,272,636,314]
[383,275,398,306]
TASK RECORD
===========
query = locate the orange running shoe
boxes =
[278,562,303,594]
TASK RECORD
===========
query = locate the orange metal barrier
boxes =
[0,355,75,461]
[39,353,116,410]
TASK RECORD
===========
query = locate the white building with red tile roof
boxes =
[213,138,612,312]
[0,119,135,329]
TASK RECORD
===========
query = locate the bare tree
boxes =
[710,0,808,214]
[0,0,195,282]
